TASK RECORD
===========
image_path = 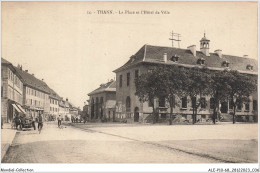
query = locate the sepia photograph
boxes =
[1,1,259,172]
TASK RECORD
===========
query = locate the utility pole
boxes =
[169,31,181,48]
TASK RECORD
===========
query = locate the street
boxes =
[2,122,258,163]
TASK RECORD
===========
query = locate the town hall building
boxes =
[113,34,258,123]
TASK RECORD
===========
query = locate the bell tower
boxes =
[200,32,210,56]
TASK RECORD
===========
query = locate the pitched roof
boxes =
[88,80,116,96]
[14,66,51,93]
[48,87,62,100]
[1,58,12,65]
[59,100,65,107]
[113,45,258,74]
[1,58,23,79]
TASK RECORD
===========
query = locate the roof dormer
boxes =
[246,64,253,71]
[197,58,205,65]
[222,60,230,67]
[170,54,179,62]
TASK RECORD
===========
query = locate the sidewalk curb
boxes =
[1,131,18,162]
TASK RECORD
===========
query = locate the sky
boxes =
[2,1,258,109]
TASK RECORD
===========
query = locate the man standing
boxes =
[58,115,62,127]
[38,113,43,130]
[32,115,36,130]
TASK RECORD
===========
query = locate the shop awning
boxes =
[17,104,26,114]
[12,104,21,113]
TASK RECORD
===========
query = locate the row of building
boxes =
[1,58,80,123]
[86,34,258,123]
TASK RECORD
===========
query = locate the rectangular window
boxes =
[127,73,130,86]
[135,70,139,79]
[182,97,187,109]
[148,98,153,107]
[191,97,196,108]
[237,99,242,110]
[169,95,175,108]
[8,69,10,79]
[200,97,206,109]
[119,75,122,87]
[159,97,166,107]
[229,99,234,109]
[245,102,249,111]
[253,100,257,111]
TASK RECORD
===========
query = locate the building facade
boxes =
[2,58,79,123]
[88,80,116,121]
[1,58,24,123]
[113,34,258,123]
[14,66,50,120]
[58,98,71,121]
[48,89,62,121]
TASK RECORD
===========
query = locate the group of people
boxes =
[71,114,88,124]
[12,113,43,131]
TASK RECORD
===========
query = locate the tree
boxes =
[163,66,189,125]
[135,66,166,123]
[227,71,257,124]
[135,65,192,125]
[209,70,231,124]
[184,67,212,124]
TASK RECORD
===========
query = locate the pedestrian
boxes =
[38,113,43,130]
[32,115,36,130]
[58,115,62,127]
[1,117,3,129]
[14,114,20,130]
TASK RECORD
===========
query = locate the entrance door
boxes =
[221,102,228,113]
[134,107,139,122]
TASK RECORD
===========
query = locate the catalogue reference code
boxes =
[208,168,259,172]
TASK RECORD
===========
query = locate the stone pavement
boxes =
[1,123,17,161]
[70,122,258,163]
[2,123,219,163]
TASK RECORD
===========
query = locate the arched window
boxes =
[126,96,131,112]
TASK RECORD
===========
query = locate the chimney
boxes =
[163,53,167,62]
[243,55,248,58]
[214,49,222,58]
[20,65,22,70]
[66,98,68,101]
[25,70,28,72]
[187,45,196,56]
